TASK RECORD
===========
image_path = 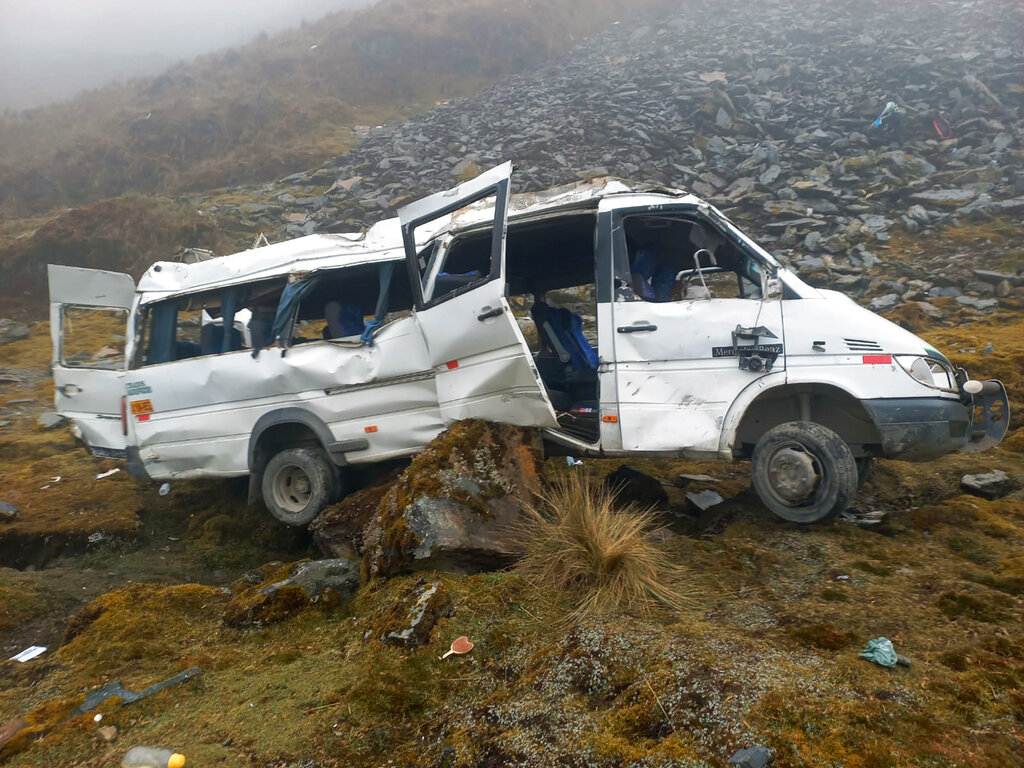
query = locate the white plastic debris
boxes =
[565,456,583,466]
[40,475,61,489]
[10,646,47,663]
[96,468,121,480]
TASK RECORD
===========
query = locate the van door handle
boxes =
[617,323,657,333]
[477,306,504,321]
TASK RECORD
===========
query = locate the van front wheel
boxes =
[262,447,337,526]
[751,421,858,524]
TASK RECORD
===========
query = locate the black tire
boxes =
[261,447,337,526]
[855,456,875,490]
[751,421,859,524]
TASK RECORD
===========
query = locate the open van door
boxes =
[48,265,135,457]
[400,162,558,427]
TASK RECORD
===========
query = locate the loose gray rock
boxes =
[728,746,773,768]
[0,319,30,346]
[0,501,17,522]
[960,470,1015,500]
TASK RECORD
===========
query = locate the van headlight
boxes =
[894,355,956,391]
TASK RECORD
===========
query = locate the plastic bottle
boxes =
[121,746,186,768]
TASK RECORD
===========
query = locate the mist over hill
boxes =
[0,0,666,217]
[0,0,376,110]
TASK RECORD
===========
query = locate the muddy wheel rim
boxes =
[763,441,822,506]
[271,464,313,513]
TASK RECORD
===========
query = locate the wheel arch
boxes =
[247,408,344,505]
[725,382,883,459]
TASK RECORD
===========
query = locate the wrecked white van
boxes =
[49,162,1009,525]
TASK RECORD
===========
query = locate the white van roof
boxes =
[136,176,697,298]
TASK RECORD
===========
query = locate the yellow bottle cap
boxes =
[168,754,186,768]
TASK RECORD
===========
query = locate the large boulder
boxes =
[361,420,541,579]
[311,483,392,561]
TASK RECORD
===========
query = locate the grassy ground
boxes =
[1,312,1021,767]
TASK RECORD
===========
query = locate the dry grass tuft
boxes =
[514,472,692,621]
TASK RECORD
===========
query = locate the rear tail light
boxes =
[121,395,128,436]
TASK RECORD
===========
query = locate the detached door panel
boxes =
[48,265,135,456]
[400,162,557,427]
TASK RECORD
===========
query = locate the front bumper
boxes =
[863,380,1009,460]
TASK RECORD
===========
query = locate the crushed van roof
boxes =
[136,176,696,297]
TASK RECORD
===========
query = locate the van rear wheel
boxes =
[751,421,858,524]
[262,447,337,526]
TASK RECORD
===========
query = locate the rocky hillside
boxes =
[5,0,1021,325]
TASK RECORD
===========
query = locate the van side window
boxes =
[286,261,415,346]
[134,280,286,367]
[620,215,762,302]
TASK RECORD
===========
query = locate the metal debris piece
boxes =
[70,667,203,716]
[9,645,47,662]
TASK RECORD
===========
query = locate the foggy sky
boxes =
[0,0,377,110]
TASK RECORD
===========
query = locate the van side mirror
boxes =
[761,270,781,300]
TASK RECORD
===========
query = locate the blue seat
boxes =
[531,302,597,378]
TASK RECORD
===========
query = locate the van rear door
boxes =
[400,162,558,427]
[48,265,135,457]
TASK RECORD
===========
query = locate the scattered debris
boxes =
[9,645,46,663]
[728,745,773,768]
[960,469,1015,500]
[686,489,725,512]
[96,468,121,480]
[121,746,186,768]
[858,637,901,668]
[40,475,61,489]
[158,482,171,496]
[838,508,889,525]
[70,667,203,716]
[565,456,583,466]
[441,635,475,660]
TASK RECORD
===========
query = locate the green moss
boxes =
[788,622,858,651]
[935,590,1010,623]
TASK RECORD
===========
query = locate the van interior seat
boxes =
[531,302,598,373]
[200,323,243,355]
[324,301,365,339]
[434,270,482,294]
